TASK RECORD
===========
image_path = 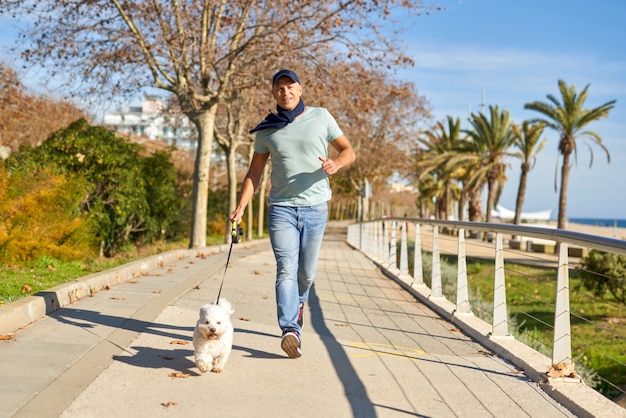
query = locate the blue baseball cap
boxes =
[272,69,300,86]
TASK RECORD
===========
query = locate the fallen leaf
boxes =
[450,327,460,332]
[0,334,16,341]
[252,269,261,275]
[547,362,577,379]
[167,268,174,273]
[152,290,162,294]
[110,297,126,301]
[193,285,200,290]
[47,265,56,271]
[102,285,111,291]
[133,272,140,278]
[21,284,32,293]
[128,280,139,284]
[239,317,251,321]
[170,340,189,345]
[161,401,179,407]
[168,372,190,378]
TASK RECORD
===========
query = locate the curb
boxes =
[0,240,268,336]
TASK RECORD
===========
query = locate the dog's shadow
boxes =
[113,346,200,376]
[112,328,283,372]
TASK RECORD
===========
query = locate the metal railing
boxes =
[347,218,626,400]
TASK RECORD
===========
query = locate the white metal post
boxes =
[399,221,409,276]
[456,229,472,315]
[431,226,443,298]
[492,233,510,337]
[389,221,397,270]
[412,223,425,287]
[380,221,389,264]
[553,242,573,365]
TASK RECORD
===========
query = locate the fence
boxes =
[347,218,626,410]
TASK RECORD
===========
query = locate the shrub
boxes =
[579,250,626,305]
[0,165,99,264]
[5,119,182,257]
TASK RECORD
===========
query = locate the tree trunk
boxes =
[257,162,270,237]
[485,178,495,224]
[246,145,255,241]
[189,106,218,249]
[557,152,572,230]
[458,190,466,221]
[514,163,529,225]
[468,189,482,222]
[226,143,239,243]
[247,193,254,241]
[443,182,450,220]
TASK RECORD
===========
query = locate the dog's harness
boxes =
[216,221,240,304]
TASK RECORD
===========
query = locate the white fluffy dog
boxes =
[192,298,234,373]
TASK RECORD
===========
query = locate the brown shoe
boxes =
[281,329,301,358]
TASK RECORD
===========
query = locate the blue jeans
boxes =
[268,203,328,334]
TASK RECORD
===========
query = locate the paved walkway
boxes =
[1,222,582,417]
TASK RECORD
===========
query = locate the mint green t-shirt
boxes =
[254,106,343,206]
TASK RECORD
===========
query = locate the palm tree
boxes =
[416,116,464,220]
[524,80,616,229]
[455,105,517,224]
[416,173,443,218]
[511,121,547,225]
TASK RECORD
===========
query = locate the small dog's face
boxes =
[196,299,234,340]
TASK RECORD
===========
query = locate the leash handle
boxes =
[231,221,238,236]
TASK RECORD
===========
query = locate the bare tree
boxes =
[311,62,431,202]
[1,0,433,247]
[0,62,87,154]
[214,87,257,241]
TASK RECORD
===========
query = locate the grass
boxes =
[0,234,229,306]
[443,254,626,401]
[399,241,625,401]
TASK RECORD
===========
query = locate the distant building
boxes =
[103,96,196,148]
[390,182,417,193]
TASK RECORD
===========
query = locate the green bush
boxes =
[5,118,182,257]
[579,249,626,304]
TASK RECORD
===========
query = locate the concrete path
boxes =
[1,222,579,417]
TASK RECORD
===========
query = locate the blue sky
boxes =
[396,0,626,220]
[1,1,624,220]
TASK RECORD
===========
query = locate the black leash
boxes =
[216,221,241,304]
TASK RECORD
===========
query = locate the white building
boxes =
[103,96,196,148]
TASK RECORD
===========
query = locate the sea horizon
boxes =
[567,217,626,229]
